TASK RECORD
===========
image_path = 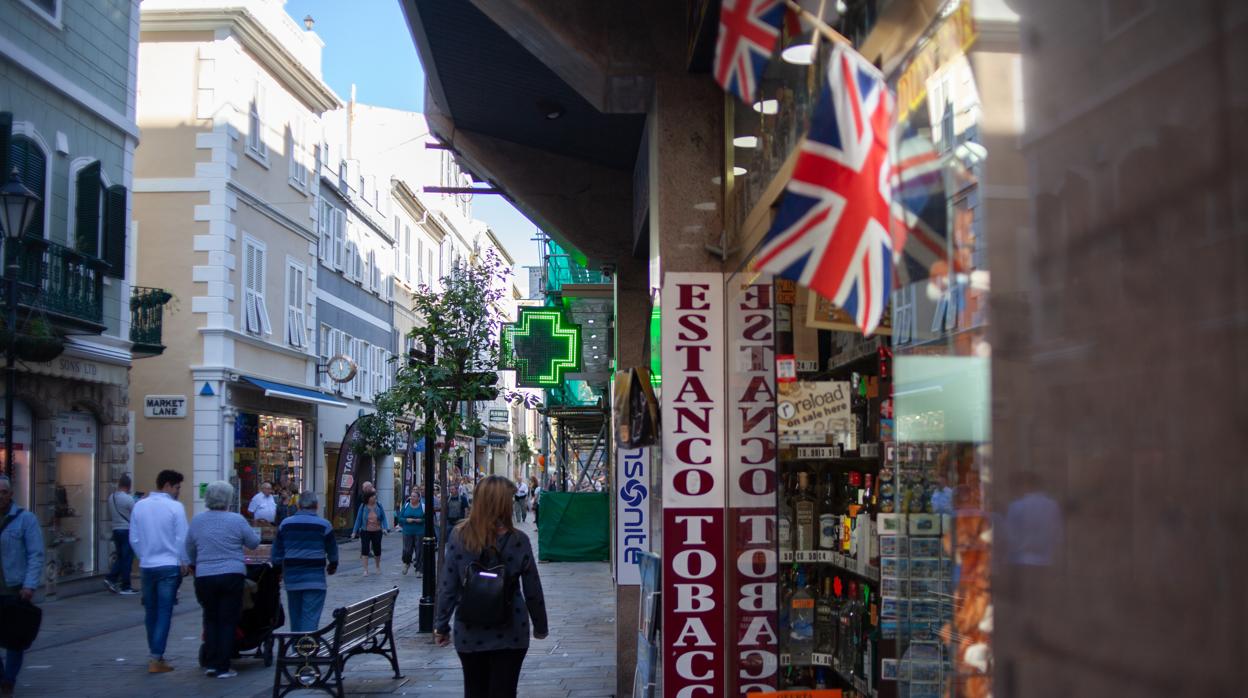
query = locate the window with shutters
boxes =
[318,200,333,263]
[358,340,372,402]
[247,83,268,162]
[341,334,355,398]
[287,119,307,189]
[404,227,412,285]
[72,160,103,257]
[368,250,380,293]
[5,130,47,240]
[427,249,434,288]
[242,237,271,335]
[333,209,346,270]
[319,324,332,389]
[353,241,364,282]
[285,259,307,349]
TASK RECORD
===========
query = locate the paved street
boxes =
[12,520,616,697]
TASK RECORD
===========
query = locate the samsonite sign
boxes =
[661,274,726,698]
[615,445,650,586]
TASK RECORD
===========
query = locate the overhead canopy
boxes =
[238,376,347,408]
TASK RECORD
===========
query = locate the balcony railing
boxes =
[130,286,172,358]
[1,235,107,333]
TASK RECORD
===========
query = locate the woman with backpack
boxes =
[434,475,547,698]
[350,491,388,576]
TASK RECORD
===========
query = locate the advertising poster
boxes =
[615,445,650,585]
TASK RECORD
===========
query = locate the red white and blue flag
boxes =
[753,42,899,336]
[714,0,786,104]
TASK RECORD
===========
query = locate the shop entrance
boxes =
[235,413,306,512]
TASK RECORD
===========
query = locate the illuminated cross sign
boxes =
[504,308,582,387]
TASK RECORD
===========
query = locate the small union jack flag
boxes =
[753,42,899,336]
[714,0,786,104]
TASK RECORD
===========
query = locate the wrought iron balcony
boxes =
[1,235,107,334]
[130,286,172,358]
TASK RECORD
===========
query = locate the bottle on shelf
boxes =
[816,574,837,656]
[841,471,863,557]
[794,471,817,551]
[779,472,794,553]
[790,568,816,665]
[818,471,838,550]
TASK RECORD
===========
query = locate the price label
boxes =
[796,359,820,373]
[780,551,795,563]
[776,355,797,383]
[796,446,842,460]
[812,653,834,667]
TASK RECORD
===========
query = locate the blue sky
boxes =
[285,0,542,275]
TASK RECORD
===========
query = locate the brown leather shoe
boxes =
[148,659,175,674]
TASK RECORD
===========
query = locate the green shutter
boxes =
[0,113,11,182]
[9,136,45,238]
[76,161,102,256]
[103,185,127,277]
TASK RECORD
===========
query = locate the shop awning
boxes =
[238,376,347,408]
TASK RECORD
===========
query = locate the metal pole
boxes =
[418,432,436,633]
[4,259,18,489]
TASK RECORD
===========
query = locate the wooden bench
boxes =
[272,586,403,698]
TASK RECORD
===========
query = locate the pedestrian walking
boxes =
[396,487,427,575]
[0,475,44,698]
[512,478,529,523]
[247,481,277,525]
[529,477,540,526]
[351,491,388,576]
[129,469,188,674]
[434,475,548,698]
[271,491,338,633]
[186,481,259,679]
[445,482,470,530]
[104,474,138,595]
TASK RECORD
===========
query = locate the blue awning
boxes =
[238,376,347,408]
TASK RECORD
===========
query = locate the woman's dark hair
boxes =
[156,470,184,489]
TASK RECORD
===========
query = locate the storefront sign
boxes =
[27,355,127,386]
[727,279,779,696]
[489,409,508,422]
[55,412,97,453]
[778,381,851,438]
[143,395,187,418]
[615,446,650,585]
[661,273,726,698]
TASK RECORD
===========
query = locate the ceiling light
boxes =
[781,44,816,65]
[733,136,758,148]
[536,98,565,120]
[693,201,717,211]
[733,166,748,176]
[837,0,849,14]
[752,99,779,115]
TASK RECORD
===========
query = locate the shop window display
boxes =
[235,413,306,509]
[49,411,98,581]
[0,400,33,510]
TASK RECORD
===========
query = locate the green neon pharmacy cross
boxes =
[508,308,582,387]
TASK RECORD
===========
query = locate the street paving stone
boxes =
[11,520,617,697]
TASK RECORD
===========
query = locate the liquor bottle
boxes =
[815,575,837,655]
[851,372,868,448]
[814,667,829,689]
[836,580,855,672]
[779,472,794,553]
[842,472,863,556]
[794,471,817,551]
[790,569,816,665]
[779,567,792,659]
[818,471,838,550]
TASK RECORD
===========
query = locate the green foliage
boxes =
[351,390,403,457]
[515,434,533,467]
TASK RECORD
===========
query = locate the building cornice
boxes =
[141,6,342,113]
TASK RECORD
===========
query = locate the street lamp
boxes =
[407,340,438,635]
[0,167,40,486]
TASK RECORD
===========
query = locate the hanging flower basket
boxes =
[15,333,65,362]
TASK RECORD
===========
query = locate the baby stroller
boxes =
[199,557,285,668]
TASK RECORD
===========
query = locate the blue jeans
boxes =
[107,529,135,589]
[0,646,22,684]
[286,588,327,633]
[141,566,182,659]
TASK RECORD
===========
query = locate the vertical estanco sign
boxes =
[726,279,778,695]
[662,274,726,698]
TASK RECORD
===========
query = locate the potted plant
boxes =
[7,317,66,362]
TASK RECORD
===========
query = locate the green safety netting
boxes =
[545,240,608,293]
[537,491,609,562]
[545,379,601,407]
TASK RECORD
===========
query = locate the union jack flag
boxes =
[753,42,898,336]
[714,0,786,104]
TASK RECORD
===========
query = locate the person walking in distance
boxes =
[445,482,470,530]
[247,481,277,525]
[396,487,427,575]
[434,476,548,698]
[351,491,388,576]
[186,481,259,679]
[512,478,529,524]
[271,491,338,632]
[129,469,189,674]
[0,476,45,697]
[529,477,540,526]
[104,474,138,595]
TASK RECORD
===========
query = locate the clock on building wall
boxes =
[326,354,357,383]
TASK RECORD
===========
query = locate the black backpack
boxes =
[457,531,515,627]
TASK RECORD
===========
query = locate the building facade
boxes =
[131,0,341,516]
[0,0,163,588]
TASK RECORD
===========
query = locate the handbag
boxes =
[457,532,514,627]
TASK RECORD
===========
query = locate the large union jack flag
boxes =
[714,0,786,104]
[753,43,898,336]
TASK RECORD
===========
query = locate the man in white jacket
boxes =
[129,470,188,674]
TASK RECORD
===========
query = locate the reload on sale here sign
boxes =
[777,381,851,436]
